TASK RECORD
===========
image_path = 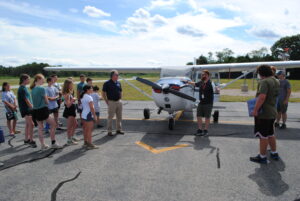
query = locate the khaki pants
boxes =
[107,100,122,132]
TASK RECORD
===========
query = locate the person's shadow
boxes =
[182,136,216,154]
[248,158,288,197]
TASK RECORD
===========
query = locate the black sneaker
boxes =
[24,139,30,144]
[195,129,202,136]
[97,124,104,128]
[280,123,286,129]
[29,141,37,148]
[202,130,208,136]
[250,155,268,164]
[274,122,280,128]
[270,152,280,161]
[116,130,125,135]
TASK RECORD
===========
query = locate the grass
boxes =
[2,76,300,102]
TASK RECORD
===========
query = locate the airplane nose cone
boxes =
[162,84,169,90]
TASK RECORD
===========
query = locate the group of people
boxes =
[185,66,291,165]
[0,66,292,162]
[1,70,124,150]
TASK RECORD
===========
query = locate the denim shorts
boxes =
[83,112,94,122]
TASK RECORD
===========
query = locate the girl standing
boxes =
[2,82,20,136]
[81,85,98,149]
[17,74,36,147]
[62,79,79,145]
[30,74,62,150]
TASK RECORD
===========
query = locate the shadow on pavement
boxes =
[248,159,288,197]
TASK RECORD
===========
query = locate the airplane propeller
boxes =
[135,77,196,102]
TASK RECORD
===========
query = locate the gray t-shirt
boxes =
[45,86,58,110]
[1,91,16,113]
[278,79,291,101]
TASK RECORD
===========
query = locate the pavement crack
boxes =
[216,148,221,169]
[51,171,82,201]
[0,149,57,171]
[8,136,16,148]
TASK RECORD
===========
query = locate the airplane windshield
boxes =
[157,77,191,86]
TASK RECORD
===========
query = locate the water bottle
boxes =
[0,126,5,143]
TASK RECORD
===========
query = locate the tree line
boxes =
[1,34,300,79]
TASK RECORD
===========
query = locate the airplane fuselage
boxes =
[152,77,195,114]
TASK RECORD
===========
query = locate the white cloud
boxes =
[122,8,168,34]
[148,0,177,10]
[99,20,117,31]
[83,5,111,18]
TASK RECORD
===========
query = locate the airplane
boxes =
[44,60,300,130]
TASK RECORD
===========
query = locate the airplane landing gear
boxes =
[168,118,174,130]
[213,110,219,123]
[144,108,150,119]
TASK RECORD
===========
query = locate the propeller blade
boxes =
[135,77,162,90]
[166,88,197,102]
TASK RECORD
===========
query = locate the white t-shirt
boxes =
[81,94,93,119]
[90,92,100,112]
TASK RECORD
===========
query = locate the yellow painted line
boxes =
[174,110,184,121]
[135,141,189,154]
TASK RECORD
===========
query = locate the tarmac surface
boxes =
[0,101,300,201]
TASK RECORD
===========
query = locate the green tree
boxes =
[271,34,300,60]
[215,48,234,63]
[196,55,208,64]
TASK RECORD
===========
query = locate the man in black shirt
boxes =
[187,70,214,136]
[102,70,124,136]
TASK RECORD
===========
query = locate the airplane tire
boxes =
[168,118,174,130]
[213,110,219,123]
[144,108,150,119]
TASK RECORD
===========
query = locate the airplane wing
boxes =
[44,60,300,74]
[188,60,300,72]
[44,66,161,73]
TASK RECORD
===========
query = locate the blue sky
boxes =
[0,0,299,66]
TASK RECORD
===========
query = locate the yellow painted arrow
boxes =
[135,141,189,154]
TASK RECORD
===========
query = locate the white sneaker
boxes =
[41,144,49,151]
[72,136,80,142]
[51,143,63,149]
[67,139,78,145]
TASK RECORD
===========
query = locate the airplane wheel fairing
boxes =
[144,108,150,119]
[168,118,174,130]
[213,110,219,123]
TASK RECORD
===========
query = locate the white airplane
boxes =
[44,60,300,130]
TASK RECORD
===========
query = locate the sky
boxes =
[0,0,299,67]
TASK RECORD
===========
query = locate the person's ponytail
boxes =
[30,74,44,89]
[80,85,92,99]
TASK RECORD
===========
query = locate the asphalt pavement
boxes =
[0,101,300,201]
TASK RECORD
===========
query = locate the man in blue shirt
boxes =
[275,71,291,129]
[102,70,124,136]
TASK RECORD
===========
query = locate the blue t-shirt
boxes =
[17,85,32,113]
[31,86,47,109]
[45,86,58,110]
[278,79,291,101]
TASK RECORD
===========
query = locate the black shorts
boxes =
[6,112,17,121]
[32,107,49,122]
[49,107,59,114]
[254,118,275,139]
[63,104,76,118]
[20,109,32,118]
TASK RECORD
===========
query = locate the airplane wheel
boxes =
[168,118,174,130]
[213,110,219,123]
[144,108,150,119]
